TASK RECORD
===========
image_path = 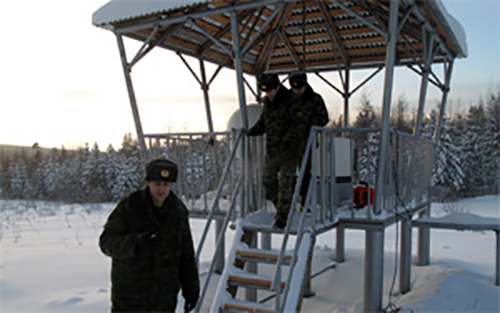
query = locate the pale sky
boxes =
[0,0,498,149]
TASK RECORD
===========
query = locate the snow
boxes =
[417,212,499,230]
[92,0,206,26]
[1,195,499,312]
[434,0,468,57]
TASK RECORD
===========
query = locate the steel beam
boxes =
[116,34,147,161]
[231,11,249,130]
[433,60,454,147]
[199,60,215,133]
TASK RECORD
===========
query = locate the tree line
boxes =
[347,90,499,198]
[1,90,499,203]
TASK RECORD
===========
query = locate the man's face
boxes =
[146,181,174,206]
[292,85,306,97]
[264,85,280,101]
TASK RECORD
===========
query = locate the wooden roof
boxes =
[93,0,467,75]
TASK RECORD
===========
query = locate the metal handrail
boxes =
[195,129,244,264]
[270,127,437,311]
[271,128,317,311]
[195,179,243,313]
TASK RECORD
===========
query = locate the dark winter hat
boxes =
[290,72,307,89]
[145,159,178,182]
[258,73,280,91]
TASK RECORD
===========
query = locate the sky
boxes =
[0,0,499,150]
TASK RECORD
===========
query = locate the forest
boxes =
[1,89,498,203]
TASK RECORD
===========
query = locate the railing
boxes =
[144,126,436,312]
[272,127,344,311]
[143,130,266,215]
[271,127,436,312]
[193,130,246,313]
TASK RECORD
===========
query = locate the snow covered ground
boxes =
[1,195,499,312]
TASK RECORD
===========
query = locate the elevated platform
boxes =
[412,213,500,286]
[412,213,500,231]
[235,210,339,236]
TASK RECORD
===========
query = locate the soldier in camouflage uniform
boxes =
[248,73,309,228]
[290,72,329,206]
[99,159,200,312]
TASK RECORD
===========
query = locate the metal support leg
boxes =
[261,232,271,250]
[417,208,430,266]
[116,34,147,161]
[495,230,499,286]
[303,248,316,298]
[336,225,345,263]
[364,229,384,313]
[215,219,225,274]
[400,220,412,293]
[245,231,257,301]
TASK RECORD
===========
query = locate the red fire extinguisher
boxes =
[353,182,375,209]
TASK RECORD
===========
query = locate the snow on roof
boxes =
[92,0,207,26]
[433,0,468,57]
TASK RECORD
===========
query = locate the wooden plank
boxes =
[224,302,275,313]
[236,250,292,263]
[228,274,285,289]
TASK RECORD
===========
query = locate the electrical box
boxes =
[333,137,353,204]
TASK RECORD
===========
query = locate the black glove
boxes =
[135,231,158,254]
[184,297,198,312]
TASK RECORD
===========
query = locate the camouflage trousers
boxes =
[263,153,297,223]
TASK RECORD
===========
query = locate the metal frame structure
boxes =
[93,1,466,312]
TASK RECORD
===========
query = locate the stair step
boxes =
[228,272,285,291]
[235,248,292,265]
[223,299,275,313]
[241,223,298,235]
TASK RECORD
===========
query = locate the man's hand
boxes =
[135,231,158,254]
[184,298,198,312]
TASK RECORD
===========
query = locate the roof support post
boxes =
[406,34,435,201]
[199,60,215,133]
[366,1,400,310]
[230,10,249,130]
[374,0,400,216]
[116,33,147,162]
[414,36,435,138]
[433,59,454,148]
[343,69,350,129]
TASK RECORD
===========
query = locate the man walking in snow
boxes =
[289,72,329,206]
[248,73,309,228]
[99,159,200,312]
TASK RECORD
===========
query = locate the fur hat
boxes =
[145,159,178,182]
[258,73,280,91]
[290,72,307,89]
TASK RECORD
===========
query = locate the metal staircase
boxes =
[211,211,316,313]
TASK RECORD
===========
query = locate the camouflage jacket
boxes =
[248,85,309,161]
[99,188,200,312]
[301,84,329,131]
[294,85,329,157]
